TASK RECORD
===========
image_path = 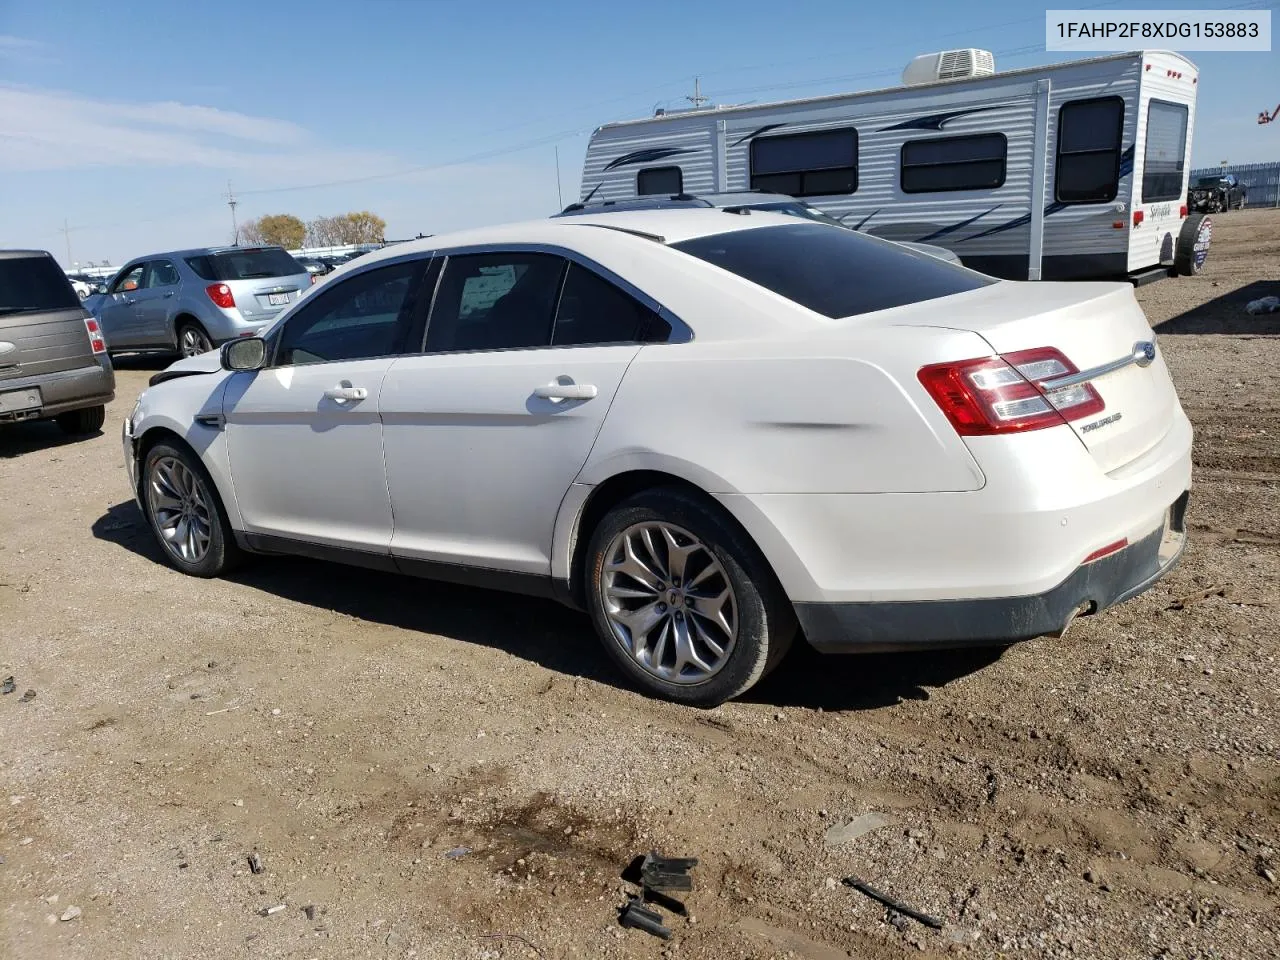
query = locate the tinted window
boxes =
[145,260,180,288]
[110,264,146,294]
[901,133,1007,193]
[552,263,666,346]
[211,248,305,281]
[750,129,858,197]
[425,253,564,352]
[184,256,217,281]
[1142,100,1188,202]
[0,256,81,314]
[275,260,423,366]
[1056,97,1124,204]
[672,222,992,319]
[637,166,683,196]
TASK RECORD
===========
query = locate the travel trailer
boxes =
[579,49,1208,283]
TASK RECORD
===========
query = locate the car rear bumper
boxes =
[0,358,115,421]
[798,490,1188,652]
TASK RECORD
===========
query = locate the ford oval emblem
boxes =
[0,341,16,357]
[1133,341,1156,367]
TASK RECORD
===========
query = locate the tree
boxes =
[305,211,387,247]
[240,214,305,250]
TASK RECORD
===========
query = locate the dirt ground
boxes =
[3,210,1278,960]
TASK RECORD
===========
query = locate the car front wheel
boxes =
[141,441,241,577]
[585,487,795,707]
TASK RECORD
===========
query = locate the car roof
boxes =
[347,208,798,272]
[0,249,57,261]
[115,245,291,263]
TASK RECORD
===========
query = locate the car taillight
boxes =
[83,317,107,354]
[918,347,1105,436]
[310,274,317,285]
[206,283,236,309]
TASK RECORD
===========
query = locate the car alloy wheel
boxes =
[598,521,739,685]
[147,455,215,564]
[179,325,213,357]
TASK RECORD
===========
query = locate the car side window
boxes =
[552,263,669,346]
[274,259,425,367]
[145,260,180,288]
[111,264,145,294]
[424,253,564,353]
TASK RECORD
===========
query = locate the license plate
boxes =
[0,387,41,414]
[268,292,290,307]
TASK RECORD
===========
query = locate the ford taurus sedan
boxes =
[122,210,1192,705]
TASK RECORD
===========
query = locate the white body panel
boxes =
[580,51,1199,281]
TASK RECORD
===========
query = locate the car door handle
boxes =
[534,381,597,401]
[323,385,368,402]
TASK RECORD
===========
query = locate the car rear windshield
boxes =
[208,248,305,281]
[671,222,993,319]
[0,256,82,315]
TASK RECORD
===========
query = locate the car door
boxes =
[380,252,670,577]
[95,262,147,349]
[222,256,430,555]
[139,259,181,346]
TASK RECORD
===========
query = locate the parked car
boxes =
[554,192,963,263]
[122,210,1191,706]
[89,246,312,358]
[1189,174,1246,213]
[1,250,115,435]
[295,257,332,278]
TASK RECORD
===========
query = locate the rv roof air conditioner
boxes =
[902,49,996,86]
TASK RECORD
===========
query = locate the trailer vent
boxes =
[902,49,996,86]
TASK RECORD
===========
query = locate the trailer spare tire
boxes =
[1174,213,1213,276]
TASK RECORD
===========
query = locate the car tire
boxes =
[55,405,106,436]
[1174,213,1213,276]
[140,440,243,578]
[176,321,214,358]
[585,486,796,707]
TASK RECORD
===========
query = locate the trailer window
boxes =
[637,166,683,196]
[1142,100,1188,203]
[750,129,858,197]
[673,222,992,319]
[1055,97,1124,204]
[900,133,1007,193]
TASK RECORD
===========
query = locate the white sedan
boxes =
[123,210,1192,706]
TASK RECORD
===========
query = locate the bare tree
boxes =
[238,219,265,246]
[305,211,387,247]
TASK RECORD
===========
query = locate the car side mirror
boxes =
[221,337,267,371]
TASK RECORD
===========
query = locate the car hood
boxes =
[148,349,225,387]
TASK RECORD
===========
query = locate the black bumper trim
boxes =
[797,494,1188,654]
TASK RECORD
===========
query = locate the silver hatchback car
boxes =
[89,246,313,358]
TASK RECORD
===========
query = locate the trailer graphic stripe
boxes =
[877,107,999,132]
[960,202,1069,241]
[843,209,881,231]
[602,147,693,171]
[915,205,1003,243]
[730,123,788,147]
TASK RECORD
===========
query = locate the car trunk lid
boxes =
[0,307,97,382]
[892,280,1179,474]
[208,248,310,320]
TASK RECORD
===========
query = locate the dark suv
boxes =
[0,250,115,435]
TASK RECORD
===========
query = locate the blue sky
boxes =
[1,0,1275,266]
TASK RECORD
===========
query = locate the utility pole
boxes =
[686,77,710,110]
[226,180,239,245]
[554,145,564,208]
[61,219,72,266]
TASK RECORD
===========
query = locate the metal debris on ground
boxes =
[842,875,944,930]
[19,689,35,703]
[444,846,472,860]
[1,677,14,695]
[619,897,672,940]
[1166,586,1229,610]
[1245,295,1279,315]
[640,850,698,892]
[823,812,893,847]
[59,906,82,922]
[247,852,264,874]
[259,904,286,917]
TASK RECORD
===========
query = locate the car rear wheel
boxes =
[55,405,105,436]
[177,322,214,358]
[586,486,795,706]
[141,441,241,577]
